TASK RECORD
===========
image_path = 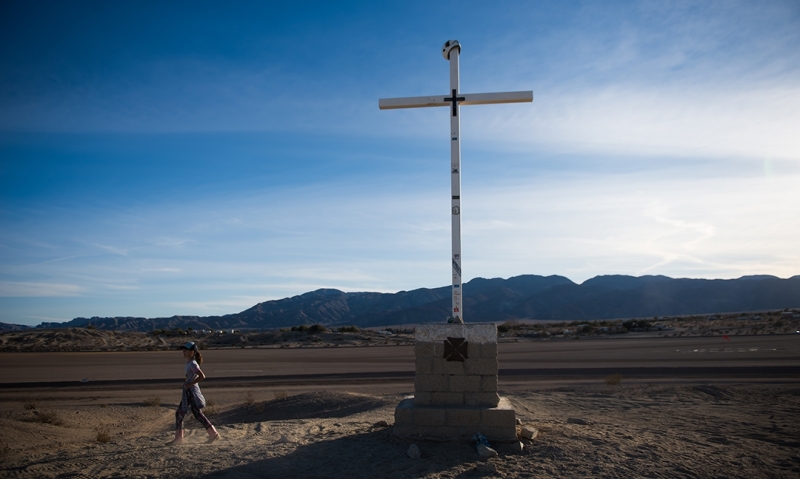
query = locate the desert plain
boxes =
[1,319,799,478]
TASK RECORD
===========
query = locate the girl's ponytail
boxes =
[194,350,203,365]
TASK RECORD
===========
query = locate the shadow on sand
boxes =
[198,428,500,479]
[212,391,395,426]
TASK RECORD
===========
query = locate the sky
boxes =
[1,0,799,326]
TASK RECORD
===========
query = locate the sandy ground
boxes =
[1,336,799,478]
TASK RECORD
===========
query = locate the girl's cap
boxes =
[180,341,197,350]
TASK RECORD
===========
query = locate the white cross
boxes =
[379,40,533,324]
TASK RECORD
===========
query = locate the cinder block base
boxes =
[393,396,517,442]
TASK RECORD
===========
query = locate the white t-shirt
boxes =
[181,359,206,408]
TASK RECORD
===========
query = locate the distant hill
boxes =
[15,274,800,332]
[0,322,31,332]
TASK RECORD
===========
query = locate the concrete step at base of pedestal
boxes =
[393,396,517,442]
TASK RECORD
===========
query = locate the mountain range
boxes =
[4,274,798,333]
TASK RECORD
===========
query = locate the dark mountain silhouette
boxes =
[26,274,800,332]
[0,322,31,332]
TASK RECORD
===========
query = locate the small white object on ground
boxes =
[520,426,538,439]
[515,418,522,425]
[407,444,421,459]
[477,443,498,458]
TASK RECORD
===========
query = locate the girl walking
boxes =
[167,341,220,445]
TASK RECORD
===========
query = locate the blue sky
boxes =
[1,1,799,326]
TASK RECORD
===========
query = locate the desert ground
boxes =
[1,323,799,478]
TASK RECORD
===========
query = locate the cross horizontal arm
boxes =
[379,91,532,110]
[379,95,448,110]
[461,91,532,106]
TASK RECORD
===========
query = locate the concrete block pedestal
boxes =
[393,323,517,441]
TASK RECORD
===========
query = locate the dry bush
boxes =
[243,391,255,408]
[142,396,161,407]
[25,410,64,426]
[100,403,107,408]
[605,374,622,386]
[273,390,289,400]
[96,427,111,443]
[23,401,37,410]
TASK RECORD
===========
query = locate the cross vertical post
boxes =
[378,40,532,323]
[447,43,464,323]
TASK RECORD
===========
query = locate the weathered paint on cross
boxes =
[379,40,532,323]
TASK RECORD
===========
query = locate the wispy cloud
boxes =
[499,84,800,161]
[102,284,139,291]
[462,166,800,282]
[140,267,182,273]
[0,282,84,297]
[89,243,131,256]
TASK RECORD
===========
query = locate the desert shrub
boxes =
[605,374,622,386]
[25,410,64,426]
[96,427,111,443]
[498,321,522,333]
[273,390,289,400]
[204,400,218,416]
[149,328,189,337]
[308,324,327,333]
[23,401,37,410]
[622,319,652,331]
[339,325,359,333]
[292,323,328,333]
[243,391,256,408]
[143,397,161,407]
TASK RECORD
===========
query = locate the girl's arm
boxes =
[183,368,206,389]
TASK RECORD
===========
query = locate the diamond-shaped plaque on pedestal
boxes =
[443,337,468,362]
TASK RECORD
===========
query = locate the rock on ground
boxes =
[477,443,498,458]
[407,443,421,459]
